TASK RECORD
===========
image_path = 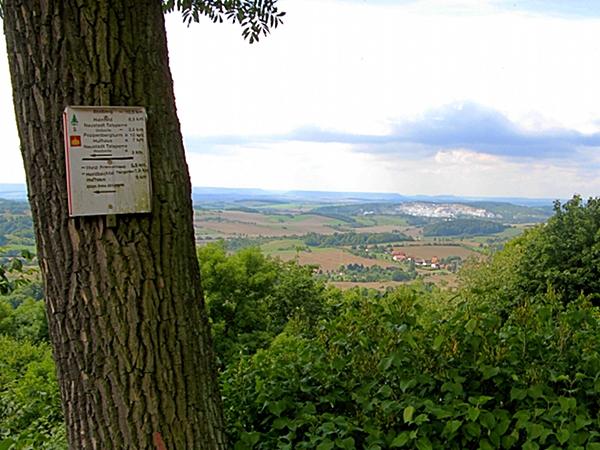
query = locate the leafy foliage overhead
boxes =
[163,0,285,43]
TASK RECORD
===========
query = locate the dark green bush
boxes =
[222,288,600,449]
[0,336,65,449]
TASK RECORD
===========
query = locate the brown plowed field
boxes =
[276,249,397,272]
[194,211,340,237]
[391,244,481,260]
[329,281,408,290]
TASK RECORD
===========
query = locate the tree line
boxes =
[423,218,508,237]
[304,232,412,248]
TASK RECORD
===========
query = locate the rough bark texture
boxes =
[3,1,226,448]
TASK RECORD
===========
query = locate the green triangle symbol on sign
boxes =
[71,114,78,126]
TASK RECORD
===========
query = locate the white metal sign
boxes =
[63,106,151,217]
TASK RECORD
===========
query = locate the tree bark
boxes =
[3,1,226,448]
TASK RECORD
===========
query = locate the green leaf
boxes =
[414,414,429,425]
[378,356,394,371]
[479,411,496,430]
[316,439,335,450]
[267,399,287,416]
[416,437,433,450]
[502,432,519,448]
[403,405,416,423]
[556,429,570,445]
[511,387,527,401]
[336,437,355,449]
[514,410,531,422]
[432,335,444,350]
[390,432,410,448]
[495,416,511,436]
[464,422,481,438]
[470,395,493,406]
[465,318,478,332]
[479,439,494,450]
[481,366,500,380]
[575,415,592,430]
[443,420,462,436]
[240,431,261,446]
[430,407,452,419]
[528,385,544,399]
[558,396,572,412]
[522,440,539,450]
[320,422,336,434]
[399,379,416,393]
[0,439,15,450]
[332,357,346,371]
[378,384,393,398]
[272,417,290,430]
[467,407,480,422]
[234,442,251,450]
[526,423,545,440]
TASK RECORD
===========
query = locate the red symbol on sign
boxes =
[70,135,82,147]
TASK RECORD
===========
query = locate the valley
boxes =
[190,189,554,289]
[0,185,555,290]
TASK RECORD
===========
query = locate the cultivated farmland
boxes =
[391,244,481,260]
[195,210,344,238]
[275,248,396,272]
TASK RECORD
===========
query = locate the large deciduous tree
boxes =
[2,0,282,448]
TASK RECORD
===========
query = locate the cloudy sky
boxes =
[2,0,600,198]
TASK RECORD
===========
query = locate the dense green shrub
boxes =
[0,336,65,449]
[462,196,600,309]
[0,255,63,449]
[0,296,48,343]
[198,242,328,367]
[222,288,600,449]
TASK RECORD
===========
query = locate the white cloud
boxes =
[434,149,501,166]
[187,141,599,199]
[166,0,600,138]
[375,148,599,198]
[187,141,379,192]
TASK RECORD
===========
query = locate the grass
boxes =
[256,203,316,212]
[275,247,400,272]
[0,243,37,254]
[261,239,305,253]
[354,215,409,227]
[389,244,481,260]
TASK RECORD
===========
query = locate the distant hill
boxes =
[310,201,553,225]
[467,201,554,223]
[189,186,558,208]
[1,183,557,214]
[0,198,34,248]
[0,184,28,201]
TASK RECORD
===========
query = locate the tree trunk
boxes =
[3,1,226,448]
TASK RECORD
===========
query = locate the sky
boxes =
[1,0,600,199]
